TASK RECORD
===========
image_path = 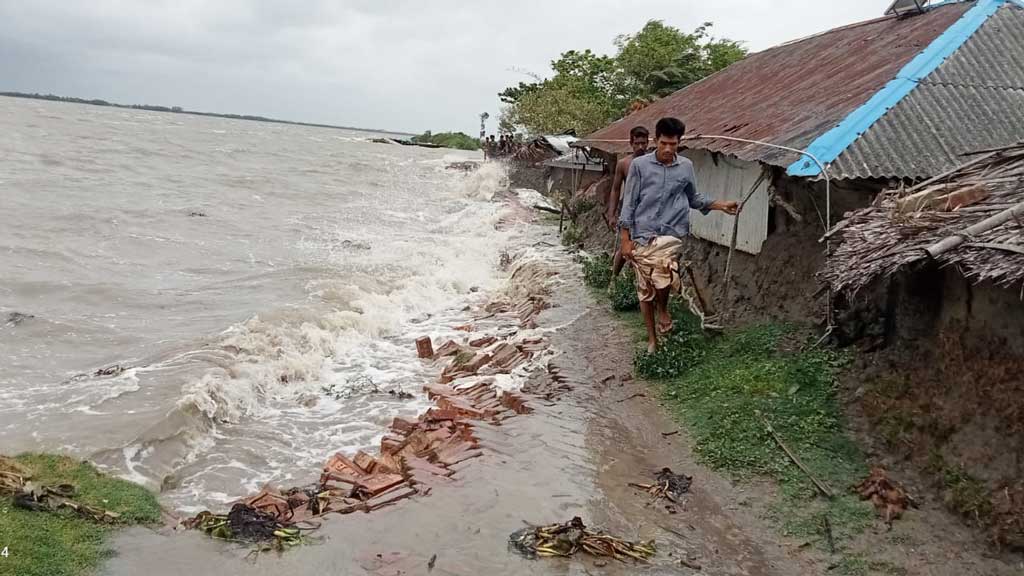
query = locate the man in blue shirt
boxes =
[619,117,738,353]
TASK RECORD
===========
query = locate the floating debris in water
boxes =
[186,503,308,552]
[4,312,35,327]
[509,517,656,562]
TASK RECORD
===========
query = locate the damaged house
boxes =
[579,0,1024,540]
[579,0,1023,326]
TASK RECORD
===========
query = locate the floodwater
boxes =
[0,96,516,512]
[102,264,808,576]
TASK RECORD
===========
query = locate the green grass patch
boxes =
[561,223,584,249]
[582,252,613,289]
[0,454,161,576]
[580,253,639,312]
[614,296,874,556]
[608,268,639,312]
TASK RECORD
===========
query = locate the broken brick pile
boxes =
[188,331,553,533]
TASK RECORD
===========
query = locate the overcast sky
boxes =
[0,1,895,134]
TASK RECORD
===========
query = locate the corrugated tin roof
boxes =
[578,2,972,166]
[542,151,605,171]
[543,135,577,154]
[830,4,1024,180]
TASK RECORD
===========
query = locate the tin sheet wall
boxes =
[684,149,769,255]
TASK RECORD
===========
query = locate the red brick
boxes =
[353,450,377,475]
[469,335,497,348]
[423,383,458,399]
[402,455,452,478]
[375,453,403,475]
[324,453,364,477]
[365,486,418,512]
[390,417,418,435]
[356,474,406,497]
[435,340,463,357]
[415,336,434,358]
[437,397,485,419]
[380,435,405,455]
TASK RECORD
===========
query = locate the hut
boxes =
[578,0,1024,326]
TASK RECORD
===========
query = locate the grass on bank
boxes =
[0,454,161,576]
[581,255,876,572]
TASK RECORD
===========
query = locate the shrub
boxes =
[609,268,639,311]
[582,253,613,289]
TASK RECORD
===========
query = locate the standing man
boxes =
[606,126,650,278]
[619,117,738,353]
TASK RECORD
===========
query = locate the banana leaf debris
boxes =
[853,468,917,526]
[509,517,657,562]
[0,456,122,524]
[185,502,311,552]
[629,467,693,503]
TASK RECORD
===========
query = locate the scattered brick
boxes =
[415,336,434,358]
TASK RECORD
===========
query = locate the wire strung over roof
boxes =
[822,143,1024,296]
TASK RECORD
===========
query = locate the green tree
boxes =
[499,20,747,136]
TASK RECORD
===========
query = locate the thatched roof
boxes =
[822,143,1024,296]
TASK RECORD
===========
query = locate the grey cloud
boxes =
[0,0,892,134]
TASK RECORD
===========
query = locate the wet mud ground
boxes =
[102,259,1023,576]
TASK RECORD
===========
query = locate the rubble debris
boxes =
[416,336,434,358]
[4,458,122,523]
[435,340,465,357]
[5,312,35,326]
[186,281,553,554]
[679,558,703,570]
[853,468,916,525]
[186,504,307,550]
[509,517,656,562]
[629,468,692,503]
[2,457,126,524]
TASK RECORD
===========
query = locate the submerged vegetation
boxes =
[0,453,161,576]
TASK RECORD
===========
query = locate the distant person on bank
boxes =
[618,117,738,353]
[606,125,651,278]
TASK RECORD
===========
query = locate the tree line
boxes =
[498,20,747,136]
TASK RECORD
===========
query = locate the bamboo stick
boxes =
[925,202,1024,258]
[761,416,835,499]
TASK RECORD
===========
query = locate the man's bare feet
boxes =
[647,340,658,354]
[657,311,674,336]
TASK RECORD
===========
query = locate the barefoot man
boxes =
[606,126,650,278]
[618,117,738,353]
